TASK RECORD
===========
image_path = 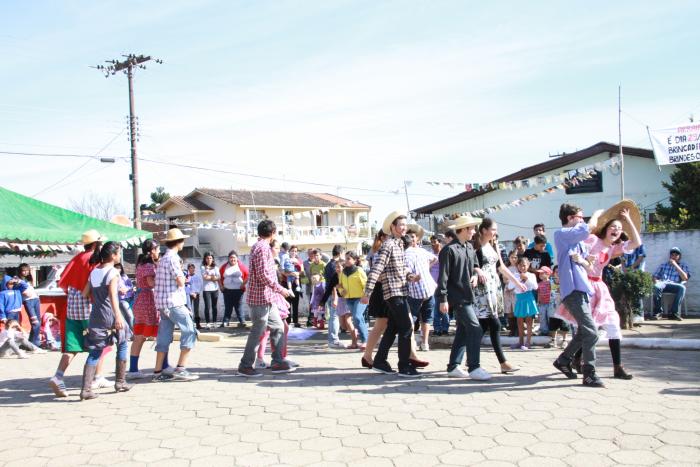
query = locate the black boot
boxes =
[582,364,605,388]
[553,357,577,379]
[614,365,633,380]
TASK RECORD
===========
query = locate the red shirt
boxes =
[246,238,287,306]
[58,250,97,292]
[537,280,551,305]
[219,261,249,291]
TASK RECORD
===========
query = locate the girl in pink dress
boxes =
[556,207,641,380]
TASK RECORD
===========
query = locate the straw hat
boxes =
[164,228,189,242]
[382,211,407,235]
[81,229,105,244]
[447,215,482,230]
[595,199,641,236]
[406,223,425,241]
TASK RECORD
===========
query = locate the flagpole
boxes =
[619,84,625,200]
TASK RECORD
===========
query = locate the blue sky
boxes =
[1,1,697,222]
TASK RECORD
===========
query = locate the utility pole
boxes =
[618,84,625,200]
[94,54,162,229]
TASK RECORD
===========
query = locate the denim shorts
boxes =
[408,296,435,325]
[156,305,196,352]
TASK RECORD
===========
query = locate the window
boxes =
[565,170,602,195]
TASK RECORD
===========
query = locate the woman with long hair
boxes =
[472,218,526,373]
[201,252,220,326]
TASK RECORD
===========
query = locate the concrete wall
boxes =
[431,153,674,243]
[641,230,698,312]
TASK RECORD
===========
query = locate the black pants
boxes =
[191,294,201,326]
[286,291,302,325]
[374,296,413,371]
[479,314,506,364]
[222,288,245,324]
[203,290,219,323]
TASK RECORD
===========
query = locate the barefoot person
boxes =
[361,211,421,378]
[438,215,491,380]
[552,204,605,387]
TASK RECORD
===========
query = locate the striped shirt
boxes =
[364,237,409,300]
[405,246,437,300]
[154,249,186,310]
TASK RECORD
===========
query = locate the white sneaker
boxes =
[255,360,268,369]
[126,370,150,380]
[285,359,300,368]
[328,341,346,349]
[418,341,430,352]
[91,375,112,389]
[447,366,470,378]
[30,348,47,354]
[469,367,492,381]
[162,366,176,375]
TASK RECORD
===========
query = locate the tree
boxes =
[608,269,654,329]
[69,191,125,221]
[140,186,170,211]
[653,162,700,230]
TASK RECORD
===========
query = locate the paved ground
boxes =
[621,316,700,340]
[3,330,700,467]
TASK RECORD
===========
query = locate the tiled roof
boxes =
[168,196,214,212]
[414,142,653,213]
[195,189,369,209]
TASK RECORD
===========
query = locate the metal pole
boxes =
[127,65,141,230]
[619,84,625,200]
[403,180,411,214]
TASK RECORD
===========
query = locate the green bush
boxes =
[608,269,654,329]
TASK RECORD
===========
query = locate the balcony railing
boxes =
[236,225,370,245]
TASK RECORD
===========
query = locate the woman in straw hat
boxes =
[556,200,641,380]
[49,229,108,398]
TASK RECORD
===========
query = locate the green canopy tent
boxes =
[0,186,151,256]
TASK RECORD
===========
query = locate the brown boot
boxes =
[80,364,98,401]
[115,360,134,392]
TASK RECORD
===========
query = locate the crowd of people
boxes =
[0,199,693,397]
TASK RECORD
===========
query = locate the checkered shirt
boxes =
[66,286,92,320]
[365,237,409,300]
[247,239,288,307]
[405,246,437,300]
[653,260,691,284]
[154,249,186,311]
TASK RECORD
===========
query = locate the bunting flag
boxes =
[419,157,621,223]
[417,156,620,195]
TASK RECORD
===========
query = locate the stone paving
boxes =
[2,331,700,467]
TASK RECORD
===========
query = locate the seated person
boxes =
[652,247,691,321]
[0,319,45,358]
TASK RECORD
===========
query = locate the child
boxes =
[509,257,538,350]
[504,250,519,337]
[548,265,569,349]
[41,311,61,351]
[309,275,326,328]
[0,319,45,358]
[536,266,553,338]
[339,251,368,350]
[18,264,42,347]
[0,276,24,325]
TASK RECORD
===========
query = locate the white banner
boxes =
[649,124,700,165]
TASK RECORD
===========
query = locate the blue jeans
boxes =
[326,303,340,344]
[653,281,686,318]
[86,340,128,366]
[345,298,368,343]
[24,298,42,346]
[537,303,553,335]
[432,292,449,332]
[156,305,197,353]
[447,303,483,372]
[408,296,435,325]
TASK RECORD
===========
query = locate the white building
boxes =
[157,188,371,256]
[414,142,674,244]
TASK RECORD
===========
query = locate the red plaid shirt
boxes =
[246,238,287,306]
[537,280,551,305]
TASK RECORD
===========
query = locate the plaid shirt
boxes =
[154,249,186,310]
[66,286,92,321]
[537,280,551,305]
[405,246,437,300]
[365,237,409,300]
[247,238,287,306]
[653,260,691,283]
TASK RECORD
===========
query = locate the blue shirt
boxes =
[0,289,23,319]
[553,222,593,299]
[653,260,691,284]
[623,245,646,271]
[527,241,555,261]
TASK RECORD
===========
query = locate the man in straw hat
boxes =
[361,211,422,378]
[237,220,294,377]
[552,203,605,388]
[152,228,199,382]
[437,215,492,380]
[49,229,108,397]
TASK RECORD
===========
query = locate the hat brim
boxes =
[382,211,406,236]
[595,199,641,237]
[407,223,425,240]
